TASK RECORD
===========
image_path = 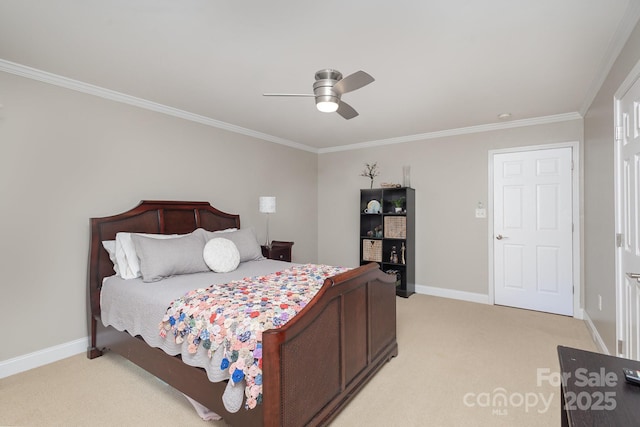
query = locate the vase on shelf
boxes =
[402,165,411,188]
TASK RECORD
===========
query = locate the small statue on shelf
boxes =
[390,246,398,264]
[401,242,406,264]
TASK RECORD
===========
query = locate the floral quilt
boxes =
[159,263,350,410]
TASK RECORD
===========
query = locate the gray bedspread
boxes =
[100,259,294,412]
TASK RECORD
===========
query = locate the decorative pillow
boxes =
[115,232,179,279]
[203,238,240,273]
[200,228,264,263]
[101,240,120,275]
[131,232,209,282]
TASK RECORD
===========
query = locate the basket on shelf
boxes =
[384,216,406,239]
[362,239,382,262]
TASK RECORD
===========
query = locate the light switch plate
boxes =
[475,208,487,218]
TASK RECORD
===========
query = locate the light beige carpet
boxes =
[0,295,597,427]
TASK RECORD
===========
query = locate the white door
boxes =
[616,76,640,360]
[493,148,573,316]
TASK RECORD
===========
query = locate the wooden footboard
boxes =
[87,201,398,426]
[262,263,397,427]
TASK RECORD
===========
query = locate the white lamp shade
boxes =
[259,196,276,214]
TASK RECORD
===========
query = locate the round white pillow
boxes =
[203,238,240,273]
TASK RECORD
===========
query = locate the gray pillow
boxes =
[199,228,264,263]
[132,232,209,282]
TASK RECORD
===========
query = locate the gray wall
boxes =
[0,71,318,361]
[317,120,583,296]
[583,20,640,352]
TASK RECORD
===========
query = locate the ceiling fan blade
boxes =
[336,100,359,120]
[333,71,374,95]
[263,93,314,97]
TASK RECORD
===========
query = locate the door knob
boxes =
[496,234,505,240]
[627,272,640,282]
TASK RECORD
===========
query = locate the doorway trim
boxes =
[613,58,640,357]
[488,142,582,318]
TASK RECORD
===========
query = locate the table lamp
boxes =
[259,196,276,248]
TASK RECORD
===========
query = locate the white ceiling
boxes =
[1,0,638,152]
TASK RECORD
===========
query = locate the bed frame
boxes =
[87,200,398,427]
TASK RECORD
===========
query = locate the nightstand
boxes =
[261,241,294,262]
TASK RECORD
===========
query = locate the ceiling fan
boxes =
[263,69,374,120]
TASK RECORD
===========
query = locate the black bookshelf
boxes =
[359,187,415,297]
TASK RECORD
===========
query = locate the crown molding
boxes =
[1,58,583,155]
[579,1,640,115]
[0,59,318,153]
[317,112,583,154]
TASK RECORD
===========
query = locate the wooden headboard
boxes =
[87,200,240,319]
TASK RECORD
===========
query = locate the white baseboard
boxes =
[0,337,88,379]
[415,284,490,305]
[416,284,587,321]
[573,307,585,320]
[582,311,610,355]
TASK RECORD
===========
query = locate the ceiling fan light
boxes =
[317,101,339,113]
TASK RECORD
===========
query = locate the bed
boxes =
[87,200,398,426]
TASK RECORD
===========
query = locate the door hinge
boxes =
[616,233,624,248]
[616,126,624,142]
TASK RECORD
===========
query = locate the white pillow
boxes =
[101,240,120,275]
[216,227,238,233]
[203,238,240,273]
[115,232,179,279]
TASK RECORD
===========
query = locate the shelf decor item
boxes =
[384,216,406,238]
[365,199,381,213]
[402,165,411,188]
[391,197,405,213]
[362,239,382,262]
[380,182,401,188]
[390,246,398,263]
[360,162,380,189]
[385,269,402,286]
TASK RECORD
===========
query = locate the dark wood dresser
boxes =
[558,345,640,426]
